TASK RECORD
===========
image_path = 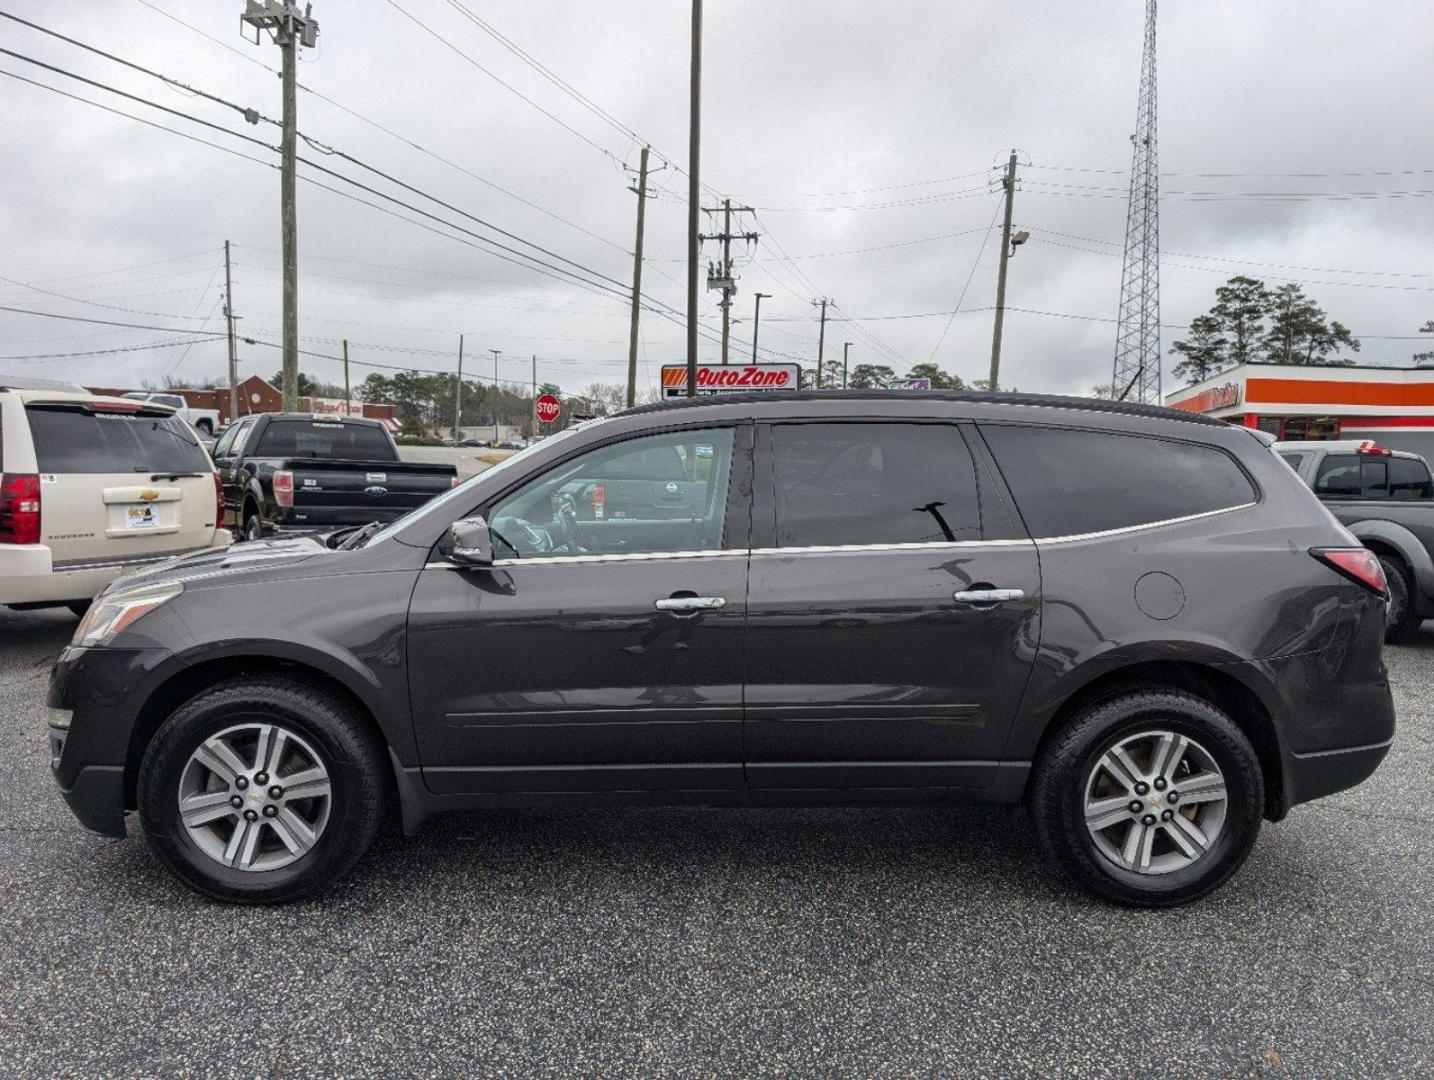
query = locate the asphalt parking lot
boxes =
[0,609,1429,1078]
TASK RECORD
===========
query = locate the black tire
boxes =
[194,419,213,438]
[138,676,385,904]
[66,600,91,619]
[1031,689,1264,908]
[1378,553,1423,644]
[242,505,263,542]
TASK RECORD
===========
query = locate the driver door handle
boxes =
[654,596,727,612]
[952,588,1025,605]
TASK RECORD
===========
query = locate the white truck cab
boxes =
[121,391,221,438]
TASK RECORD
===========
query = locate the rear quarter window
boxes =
[25,405,210,474]
[1390,456,1433,500]
[979,424,1257,538]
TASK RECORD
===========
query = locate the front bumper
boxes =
[47,643,181,838]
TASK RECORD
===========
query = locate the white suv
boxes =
[1,377,232,615]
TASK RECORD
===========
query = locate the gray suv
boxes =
[47,391,1395,906]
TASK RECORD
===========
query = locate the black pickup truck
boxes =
[1277,439,1434,641]
[210,413,457,540]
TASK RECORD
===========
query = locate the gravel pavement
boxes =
[0,606,1429,1078]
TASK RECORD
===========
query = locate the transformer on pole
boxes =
[1112,0,1161,404]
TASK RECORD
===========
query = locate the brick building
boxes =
[86,376,398,430]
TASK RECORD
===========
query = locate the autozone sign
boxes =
[660,363,801,398]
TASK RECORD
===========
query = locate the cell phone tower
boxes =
[1112,0,1161,404]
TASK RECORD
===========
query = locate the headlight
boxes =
[73,581,184,647]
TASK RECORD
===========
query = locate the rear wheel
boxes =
[1378,553,1422,643]
[1031,689,1263,907]
[242,505,263,542]
[138,676,386,903]
[66,600,90,619]
[194,419,214,438]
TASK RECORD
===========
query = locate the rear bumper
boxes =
[1284,738,1393,809]
[2,533,231,607]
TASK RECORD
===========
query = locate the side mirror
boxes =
[446,516,494,567]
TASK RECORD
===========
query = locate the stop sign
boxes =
[534,393,561,424]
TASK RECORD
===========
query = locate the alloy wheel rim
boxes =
[1082,728,1229,876]
[177,722,332,872]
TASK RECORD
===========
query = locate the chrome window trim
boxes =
[421,501,1256,570]
[424,548,740,570]
[750,539,1034,557]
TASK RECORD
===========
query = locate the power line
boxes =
[928,198,1004,362]
[0,304,230,335]
[132,0,629,254]
[382,0,623,163]
[0,10,278,126]
[1,51,636,306]
[0,336,223,362]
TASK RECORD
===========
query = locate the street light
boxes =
[751,292,772,362]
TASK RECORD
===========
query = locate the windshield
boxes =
[363,423,595,547]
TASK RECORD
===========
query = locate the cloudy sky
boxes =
[2,0,1432,401]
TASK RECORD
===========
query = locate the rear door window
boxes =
[1313,454,1363,497]
[1389,456,1433,500]
[25,404,210,474]
[769,422,981,547]
[254,420,394,459]
[979,424,1256,538]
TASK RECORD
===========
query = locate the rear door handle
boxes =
[953,588,1025,605]
[655,596,727,613]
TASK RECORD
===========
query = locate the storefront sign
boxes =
[661,363,801,398]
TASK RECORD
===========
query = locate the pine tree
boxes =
[1169,314,1228,384]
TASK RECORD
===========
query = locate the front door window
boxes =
[487,427,738,559]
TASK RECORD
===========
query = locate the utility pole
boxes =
[242,1,320,412]
[700,199,758,364]
[988,149,1019,392]
[223,239,238,423]
[750,292,770,362]
[531,354,537,433]
[686,0,702,396]
[341,338,349,415]
[843,341,853,389]
[452,334,464,443]
[813,298,829,388]
[489,348,501,443]
[625,146,650,409]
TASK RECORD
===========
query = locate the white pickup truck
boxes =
[121,391,221,437]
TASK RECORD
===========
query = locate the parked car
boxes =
[460,438,484,447]
[1,379,230,616]
[48,390,1393,906]
[121,391,221,438]
[1275,439,1433,641]
[210,412,458,540]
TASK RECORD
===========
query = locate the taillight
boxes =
[450,476,460,488]
[1311,547,1387,598]
[0,473,42,545]
[589,483,606,521]
[273,470,294,508]
[213,472,225,526]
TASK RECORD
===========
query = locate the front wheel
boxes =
[1031,689,1264,907]
[138,677,386,903]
